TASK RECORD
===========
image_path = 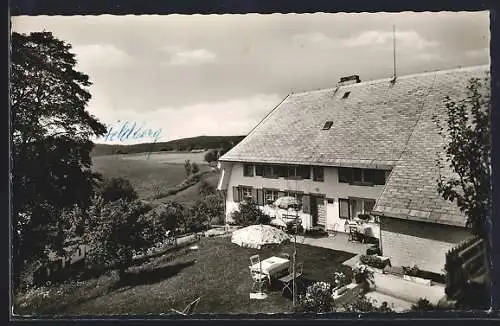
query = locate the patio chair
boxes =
[170,296,201,315]
[348,222,359,242]
[279,262,304,295]
[249,267,269,292]
[278,252,290,260]
[250,254,260,266]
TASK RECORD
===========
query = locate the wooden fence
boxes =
[444,236,486,299]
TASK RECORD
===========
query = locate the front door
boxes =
[310,195,326,228]
[310,196,318,225]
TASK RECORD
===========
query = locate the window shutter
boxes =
[256,189,263,205]
[302,195,310,213]
[251,188,258,203]
[233,186,239,202]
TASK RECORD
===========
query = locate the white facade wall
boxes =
[219,162,384,232]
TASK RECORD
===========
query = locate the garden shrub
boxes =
[99,177,138,203]
[352,264,374,292]
[411,298,435,311]
[340,294,394,312]
[359,254,389,269]
[366,244,382,256]
[332,271,350,289]
[402,265,421,277]
[296,281,335,313]
[231,200,271,226]
[286,221,304,235]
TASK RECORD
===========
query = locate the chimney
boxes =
[338,75,361,86]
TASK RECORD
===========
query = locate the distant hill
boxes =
[91,135,246,156]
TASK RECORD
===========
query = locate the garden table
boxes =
[249,256,290,281]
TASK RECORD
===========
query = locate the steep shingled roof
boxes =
[220,65,489,226]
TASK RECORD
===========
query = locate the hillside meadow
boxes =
[91,151,220,202]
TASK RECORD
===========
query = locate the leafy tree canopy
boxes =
[11,31,106,282]
[435,76,491,237]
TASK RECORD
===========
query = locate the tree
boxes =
[435,76,491,237]
[191,162,200,174]
[204,149,218,165]
[99,177,138,203]
[191,194,224,230]
[230,200,271,226]
[11,32,107,288]
[184,160,192,178]
[199,180,216,196]
[82,198,154,281]
[434,76,491,289]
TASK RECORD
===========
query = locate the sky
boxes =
[12,12,490,144]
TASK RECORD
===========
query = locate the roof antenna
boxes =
[391,25,397,84]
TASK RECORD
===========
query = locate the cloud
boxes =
[465,47,489,59]
[72,44,133,69]
[92,94,282,144]
[292,32,333,45]
[164,48,217,66]
[344,30,439,50]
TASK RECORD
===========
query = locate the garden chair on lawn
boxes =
[279,262,303,295]
[278,252,290,260]
[250,254,260,266]
[170,297,201,315]
[250,266,269,291]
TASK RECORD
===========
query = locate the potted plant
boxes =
[332,271,350,296]
[353,263,375,292]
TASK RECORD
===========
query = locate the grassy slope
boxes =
[92,154,217,201]
[15,237,354,315]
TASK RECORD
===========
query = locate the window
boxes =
[263,165,274,177]
[337,167,387,186]
[264,189,280,204]
[255,165,264,176]
[339,198,376,220]
[338,167,351,183]
[339,199,350,219]
[285,165,310,180]
[313,166,324,182]
[373,170,386,185]
[240,187,253,201]
[275,165,288,178]
[352,168,362,183]
[243,164,254,177]
[322,121,333,130]
[285,191,303,202]
[297,165,311,179]
[342,91,351,99]
[364,199,376,213]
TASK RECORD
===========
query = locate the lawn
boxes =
[92,154,216,200]
[15,237,355,315]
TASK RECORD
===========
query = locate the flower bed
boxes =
[402,265,445,285]
[359,254,390,269]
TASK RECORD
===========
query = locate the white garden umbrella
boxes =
[274,196,300,210]
[231,224,291,249]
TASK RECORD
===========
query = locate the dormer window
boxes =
[322,121,333,130]
[342,91,351,99]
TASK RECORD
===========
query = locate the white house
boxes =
[217,65,488,274]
